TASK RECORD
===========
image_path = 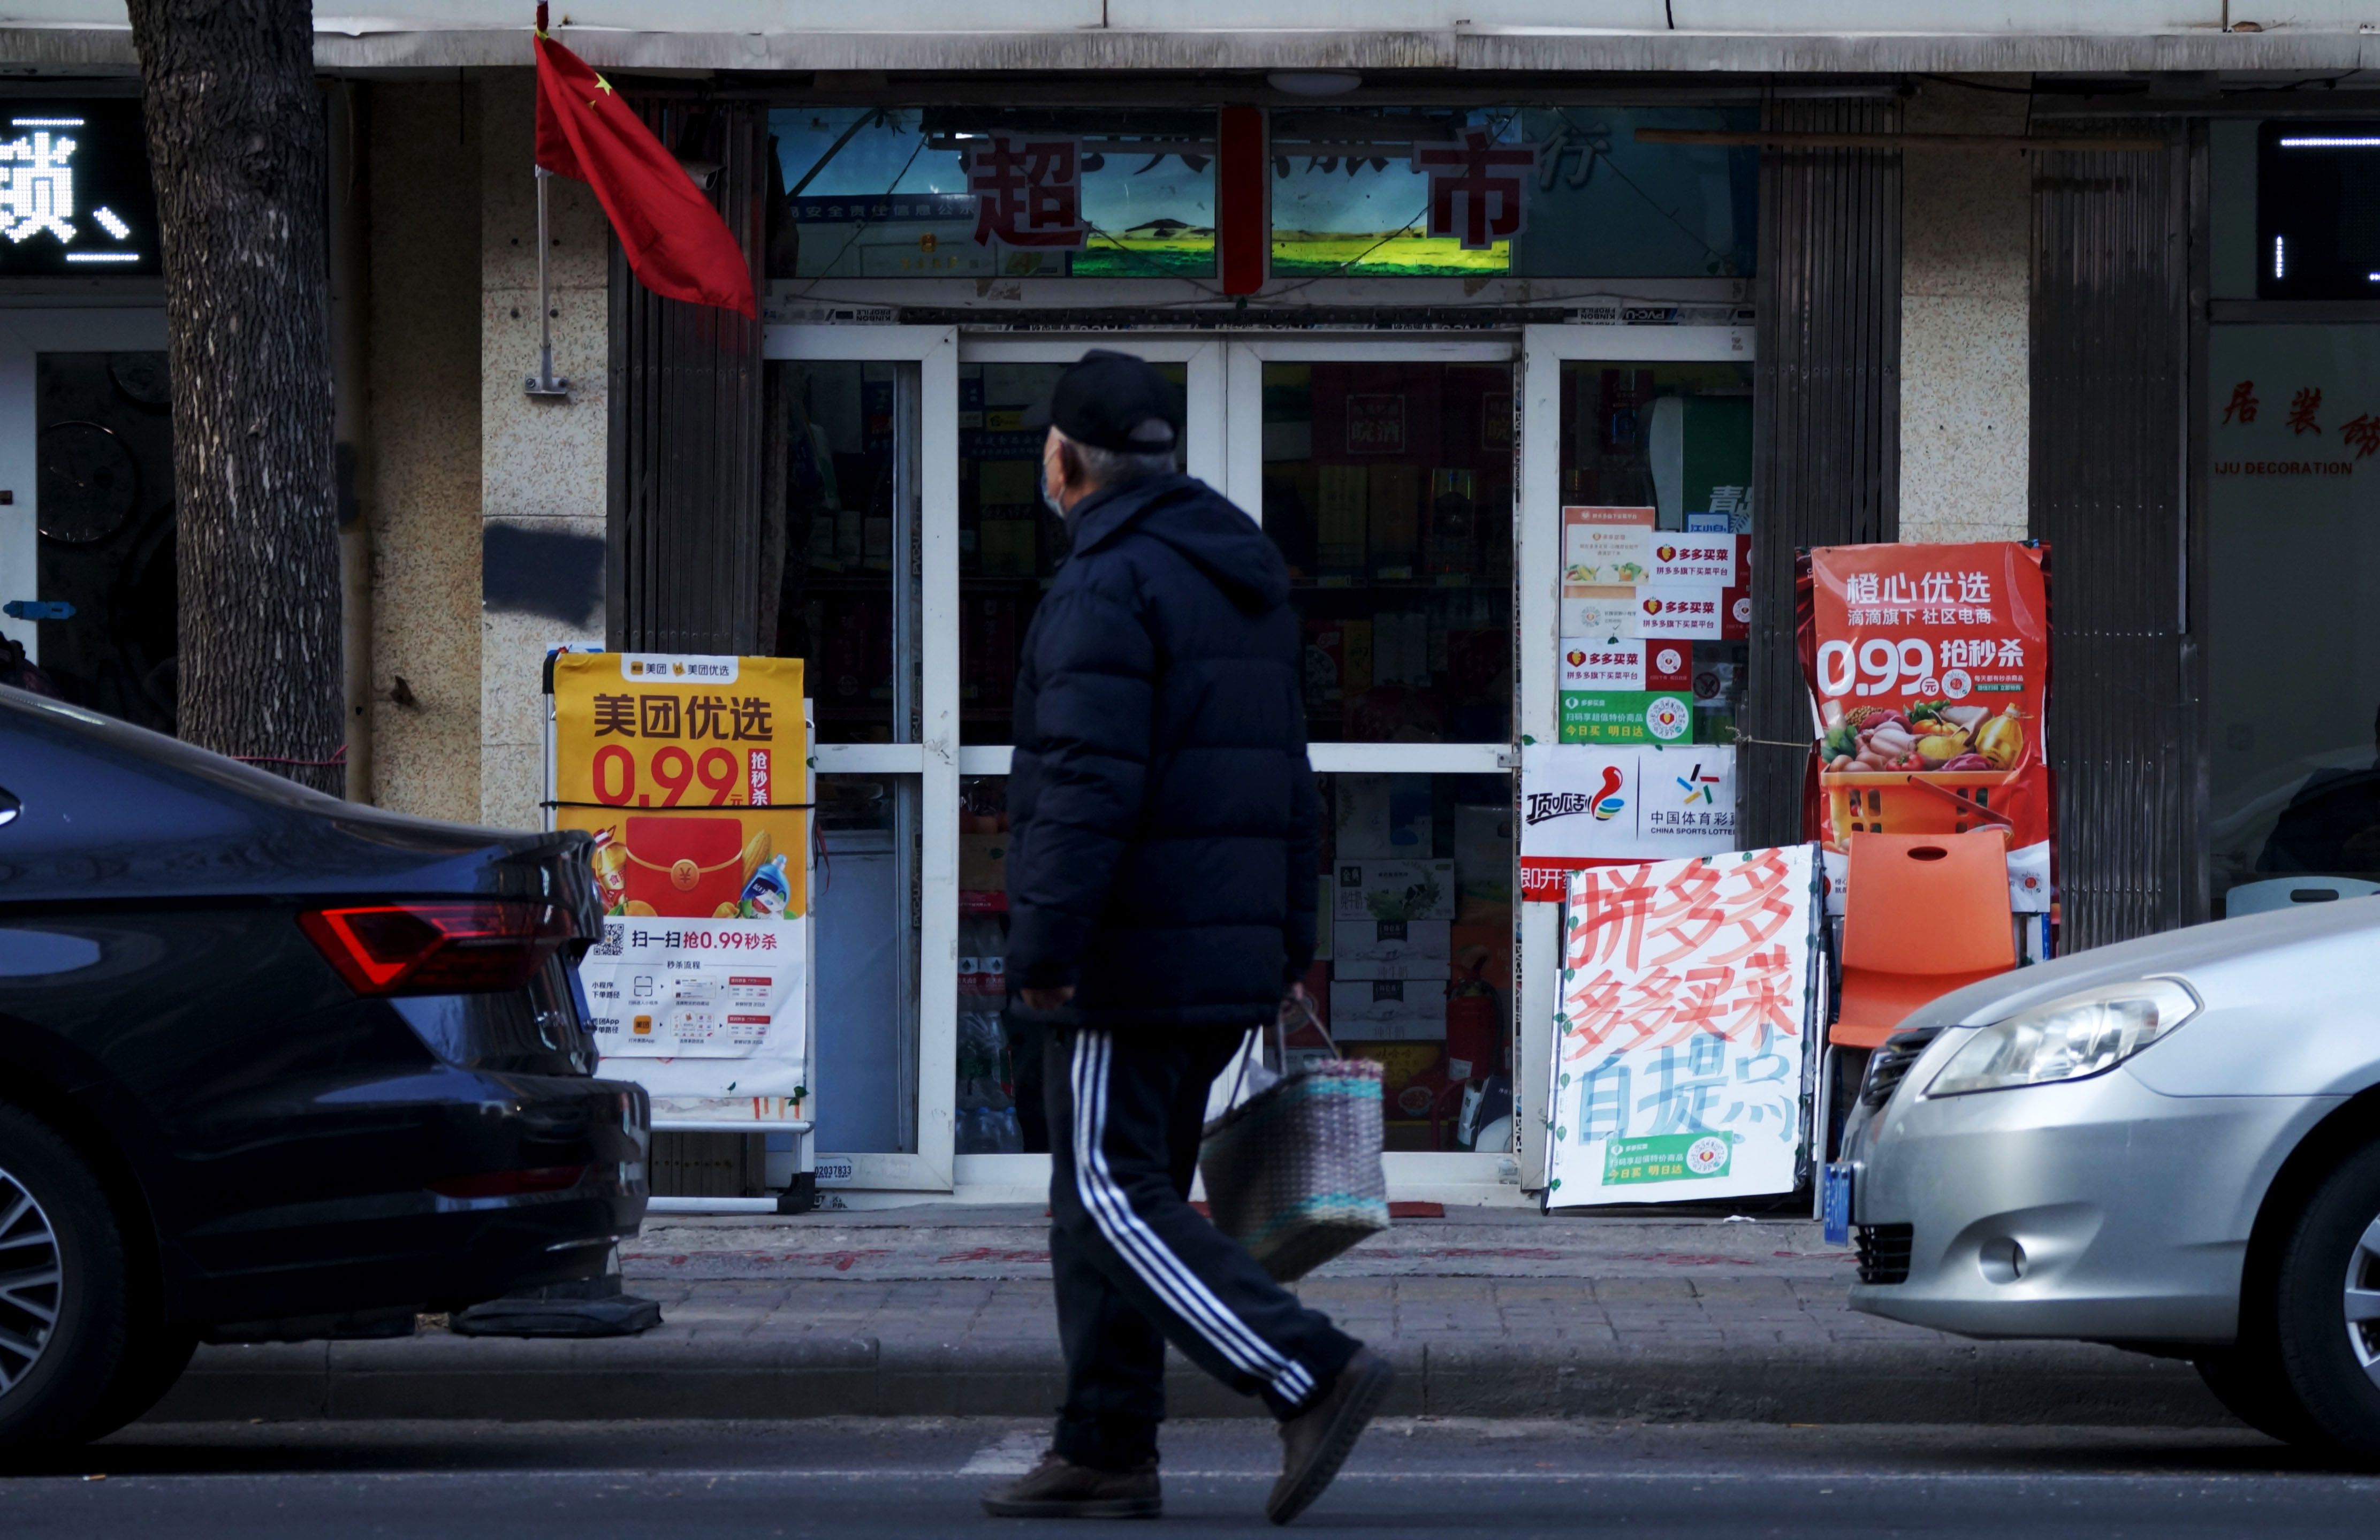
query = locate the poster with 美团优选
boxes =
[1543,847,1820,1207]
[546,651,810,1104]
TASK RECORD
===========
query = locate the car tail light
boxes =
[299,902,575,997]
[428,1164,589,1200]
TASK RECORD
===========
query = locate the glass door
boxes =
[1225,337,1522,1196]
[949,336,1225,1188]
[765,323,957,1194]
[1515,321,1756,1193]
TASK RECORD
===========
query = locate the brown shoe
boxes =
[981,1450,1161,1520]
[1266,1348,1396,1525]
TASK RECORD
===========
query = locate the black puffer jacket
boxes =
[1003,472,1320,1030]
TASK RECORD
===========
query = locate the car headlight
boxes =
[1922,978,2200,1097]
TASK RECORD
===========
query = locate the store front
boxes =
[0,91,172,729]
[2203,117,2380,921]
[722,97,1762,1203]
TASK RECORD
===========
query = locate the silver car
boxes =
[1839,898,2380,1451]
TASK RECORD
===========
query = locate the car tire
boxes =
[2271,1138,2380,1455]
[79,1323,199,1443]
[2194,1343,2326,1447]
[0,1107,135,1462]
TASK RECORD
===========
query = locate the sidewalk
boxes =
[151,1210,2229,1429]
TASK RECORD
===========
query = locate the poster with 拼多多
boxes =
[1544,848,1819,1207]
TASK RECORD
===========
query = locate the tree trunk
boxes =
[127,0,344,796]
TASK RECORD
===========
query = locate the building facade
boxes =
[0,5,2373,1203]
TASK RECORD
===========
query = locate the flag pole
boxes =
[526,3,568,398]
[525,165,569,398]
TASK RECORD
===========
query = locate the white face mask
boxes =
[1039,458,1068,521]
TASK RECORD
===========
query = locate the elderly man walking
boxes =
[982,351,1393,1525]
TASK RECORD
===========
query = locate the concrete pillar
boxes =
[479,69,610,830]
[1899,76,2033,544]
[364,79,484,822]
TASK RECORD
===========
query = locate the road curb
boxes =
[149,1335,2231,1428]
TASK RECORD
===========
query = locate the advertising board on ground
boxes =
[546,650,812,1113]
[1542,847,1823,1207]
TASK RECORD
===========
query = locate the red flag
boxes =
[533,12,756,317]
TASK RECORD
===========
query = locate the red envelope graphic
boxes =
[623,815,744,918]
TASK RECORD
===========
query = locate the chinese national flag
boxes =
[533,13,756,317]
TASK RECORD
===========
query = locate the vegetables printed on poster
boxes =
[547,651,811,1101]
[1543,848,1821,1206]
[1798,542,2054,910]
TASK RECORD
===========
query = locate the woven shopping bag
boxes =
[1198,997,1389,1282]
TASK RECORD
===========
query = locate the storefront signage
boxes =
[0,98,158,278]
[1648,537,1737,585]
[1412,128,1538,251]
[962,133,1086,249]
[1799,542,2054,911]
[1518,743,1737,901]
[1543,847,1821,1207]
[1634,582,1724,639]
[548,650,812,1107]
[1559,688,1694,746]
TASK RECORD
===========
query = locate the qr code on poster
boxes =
[590,920,624,958]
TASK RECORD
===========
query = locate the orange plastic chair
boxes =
[1831,832,2017,1050]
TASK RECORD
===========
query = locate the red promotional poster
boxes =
[1797,542,2054,909]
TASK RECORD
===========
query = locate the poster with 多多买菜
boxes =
[545,650,811,1103]
[1798,543,2055,913]
[1543,847,1822,1207]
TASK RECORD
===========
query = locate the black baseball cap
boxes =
[1023,349,1185,455]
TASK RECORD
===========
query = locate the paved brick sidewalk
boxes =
[153,1214,2232,1429]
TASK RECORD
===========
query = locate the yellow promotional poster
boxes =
[550,651,809,923]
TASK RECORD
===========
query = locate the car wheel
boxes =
[79,1323,199,1443]
[2272,1139,2380,1454]
[2194,1343,2325,1446]
[0,1107,133,1461]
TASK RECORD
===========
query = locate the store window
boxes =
[957,773,1025,1154]
[1297,772,1514,1153]
[769,108,1218,280]
[1260,360,1514,743]
[813,772,922,1155]
[1268,106,1755,279]
[957,359,1189,744]
[2206,325,2380,913]
[1556,359,1755,745]
[769,359,918,744]
[31,350,176,731]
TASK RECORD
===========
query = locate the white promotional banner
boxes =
[1518,743,1737,902]
[1633,582,1726,639]
[1543,847,1823,1208]
[575,910,811,1102]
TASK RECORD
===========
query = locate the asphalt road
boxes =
[3,1418,2376,1538]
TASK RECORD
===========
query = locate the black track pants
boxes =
[1044,1024,1360,1472]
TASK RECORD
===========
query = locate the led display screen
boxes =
[2258,119,2380,301]
[0,98,158,279]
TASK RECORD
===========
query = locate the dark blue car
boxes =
[0,685,648,1457]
